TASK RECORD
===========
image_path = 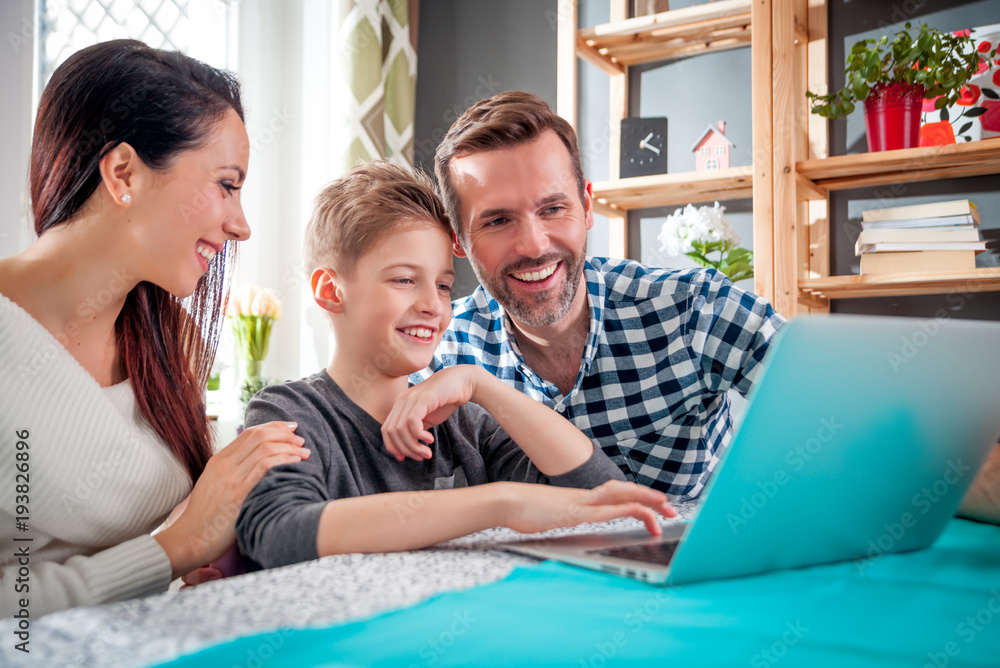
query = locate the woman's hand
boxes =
[382,367,482,461]
[501,480,677,536]
[154,421,310,578]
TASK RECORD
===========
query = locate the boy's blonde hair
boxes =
[304,161,450,277]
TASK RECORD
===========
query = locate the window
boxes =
[715,145,725,155]
[38,0,238,90]
[699,146,709,156]
[705,158,719,170]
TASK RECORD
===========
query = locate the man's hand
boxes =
[959,444,1000,525]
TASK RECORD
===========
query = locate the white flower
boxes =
[228,285,282,319]
[658,201,740,256]
[251,289,281,319]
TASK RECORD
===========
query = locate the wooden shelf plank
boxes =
[577,0,752,68]
[797,138,1000,192]
[591,166,753,212]
[799,268,1000,300]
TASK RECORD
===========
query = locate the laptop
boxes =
[499,315,1000,585]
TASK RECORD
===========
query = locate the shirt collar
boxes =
[481,258,607,395]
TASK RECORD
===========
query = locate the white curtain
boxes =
[233,0,420,395]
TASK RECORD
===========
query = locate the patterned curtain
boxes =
[337,0,418,172]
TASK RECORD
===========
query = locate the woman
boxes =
[0,40,309,617]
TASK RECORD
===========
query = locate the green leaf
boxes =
[727,248,754,263]
[685,251,716,270]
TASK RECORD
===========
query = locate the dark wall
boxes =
[415,0,1000,319]
[414,0,558,297]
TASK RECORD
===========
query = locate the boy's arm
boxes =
[236,387,339,569]
[317,480,674,555]
[383,365,618,477]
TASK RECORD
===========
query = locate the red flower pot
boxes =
[863,82,925,152]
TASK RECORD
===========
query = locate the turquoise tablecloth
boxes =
[156,519,1000,667]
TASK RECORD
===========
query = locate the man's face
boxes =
[449,129,593,328]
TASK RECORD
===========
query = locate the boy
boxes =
[236,161,674,570]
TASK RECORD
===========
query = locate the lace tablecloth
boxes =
[1,503,697,668]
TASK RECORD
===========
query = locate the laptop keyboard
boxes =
[589,540,680,566]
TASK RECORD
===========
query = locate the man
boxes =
[415,91,784,500]
[961,445,1000,525]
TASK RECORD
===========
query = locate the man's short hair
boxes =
[304,160,450,277]
[434,91,586,240]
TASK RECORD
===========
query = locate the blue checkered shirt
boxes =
[413,258,784,500]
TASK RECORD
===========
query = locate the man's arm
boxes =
[687,269,785,397]
[958,444,1000,525]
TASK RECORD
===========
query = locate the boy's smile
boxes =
[335,224,455,380]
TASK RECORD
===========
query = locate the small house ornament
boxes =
[691,121,733,171]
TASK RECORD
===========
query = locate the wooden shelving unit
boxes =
[557,0,761,260]
[591,166,753,217]
[797,138,1000,193]
[576,0,752,72]
[560,1,1000,317]
[800,269,1000,303]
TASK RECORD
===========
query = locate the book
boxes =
[859,241,987,253]
[862,199,980,223]
[860,250,976,275]
[855,227,981,254]
[860,213,979,230]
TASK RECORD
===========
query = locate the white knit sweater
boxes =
[0,293,191,618]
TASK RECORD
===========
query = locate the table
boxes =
[0,504,699,668]
[6,506,1000,667]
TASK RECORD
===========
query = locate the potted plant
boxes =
[807,22,997,152]
[658,202,753,283]
[227,284,282,425]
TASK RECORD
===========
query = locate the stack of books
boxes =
[856,199,986,275]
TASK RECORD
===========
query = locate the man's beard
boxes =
[470,242,588,328]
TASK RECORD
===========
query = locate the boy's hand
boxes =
[503,480,678,536]
[382,366,483,461]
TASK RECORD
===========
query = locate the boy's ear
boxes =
[310,268,345,314]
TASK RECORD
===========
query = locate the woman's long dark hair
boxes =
[30,39,245,480]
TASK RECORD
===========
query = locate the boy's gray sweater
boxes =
[236,370,624,569]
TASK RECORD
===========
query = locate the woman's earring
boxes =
[121,194,132,203]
